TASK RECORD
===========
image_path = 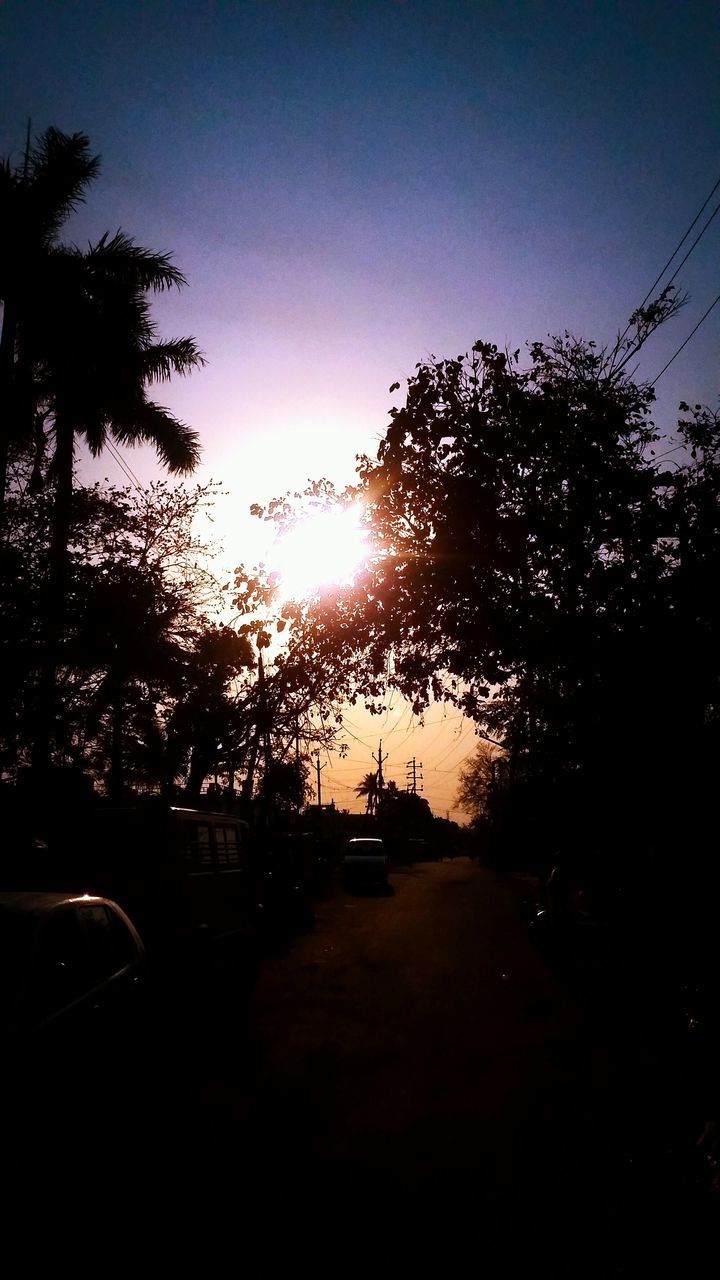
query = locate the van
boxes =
[74,804,259,983]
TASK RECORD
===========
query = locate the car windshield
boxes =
[348,842,383,855]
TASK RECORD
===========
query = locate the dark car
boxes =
[73,805,261,991]
[341,837,389,890]
[1,891,145,1046]
[255,834,315,940]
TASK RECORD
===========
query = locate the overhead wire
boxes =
[661,200,720,294]
[616,172,720,351]
[106,441,143,491]
[426,723,475,771]
[106,439,146,493]
[436,743,479,774]
[651,291,720,385]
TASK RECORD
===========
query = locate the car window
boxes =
[197,824,213,868]
[31,908,92,1017]
[185,822,213,872]
[215,825,227,866]
[223,825,240,867]
[77,904,136,982]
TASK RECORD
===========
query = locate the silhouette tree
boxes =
[456,741,507,825]
[0,476,229,790]
[355,770,379,815]
[272,298,716,872]
[166,625,255,802]
[377,783,431,828]
[0,127,100,513]
[258,757,311,818]
[32,231,202,633]
[1,127,205,770]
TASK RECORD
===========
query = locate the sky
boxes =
[3,0,719,817]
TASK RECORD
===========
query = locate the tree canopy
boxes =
[262,313,718,864]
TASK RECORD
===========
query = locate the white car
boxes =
[341,838,388,889]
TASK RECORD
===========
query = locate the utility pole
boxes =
[257,646,272,775]
[406,757,423,795]
[314,752,326,807]
[372,740,386,795]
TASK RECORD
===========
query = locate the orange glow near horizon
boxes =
[269,504,370,602]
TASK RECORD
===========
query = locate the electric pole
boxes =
[406,757,423,795]
[314,752,326,807]
[257,646,272,775]
[372,740,386,795]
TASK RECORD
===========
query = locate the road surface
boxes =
[179,858,682,1269]
[18,858,707,1269]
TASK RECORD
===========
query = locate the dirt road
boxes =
[18,857,709,1270]
[185,859,639,1264]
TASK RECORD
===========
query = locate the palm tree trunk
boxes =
[185,743,211,804]
[31,418,74,772]
[49,418,74,590]
[241,725,261,808]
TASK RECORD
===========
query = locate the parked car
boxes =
[72,804,261,989]
[255,834,314,940]
[1,891,145,1046]
[341,837,389,890]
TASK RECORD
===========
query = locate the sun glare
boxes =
[270,505,369,601]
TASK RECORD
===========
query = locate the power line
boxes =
[336,720,375,750]
[662,200,720,293]
[435,743,478,774]
[108,448,141,491]
[609,171,717,366]
[628,174,720,314]
[106,439,145,492]
[107,440,142,487]
[323,777,361,793]
[651,291,720,385]
[427,724,474,770]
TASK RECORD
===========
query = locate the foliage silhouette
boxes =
[355,770,379,815]
[0,126,205,770]
[257,301,717,880]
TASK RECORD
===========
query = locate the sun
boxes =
[269,504,370,601]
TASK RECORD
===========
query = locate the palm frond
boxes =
[141,338,206,382]
[112,401,201,475]
[27,128,101,242]
[84,231,187,292]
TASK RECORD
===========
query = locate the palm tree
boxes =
[34,232,203,592]
[4,128,205,770]
[0,127,100,513]
[31,236,204,770]
[355,770,379,816]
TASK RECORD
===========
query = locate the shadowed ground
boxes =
[12,859,710,1270]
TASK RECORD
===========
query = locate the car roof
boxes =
[346,837,384,845]
[170,808,248,823]
[0,892,109,915]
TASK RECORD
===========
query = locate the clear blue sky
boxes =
[3,0,718,812]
